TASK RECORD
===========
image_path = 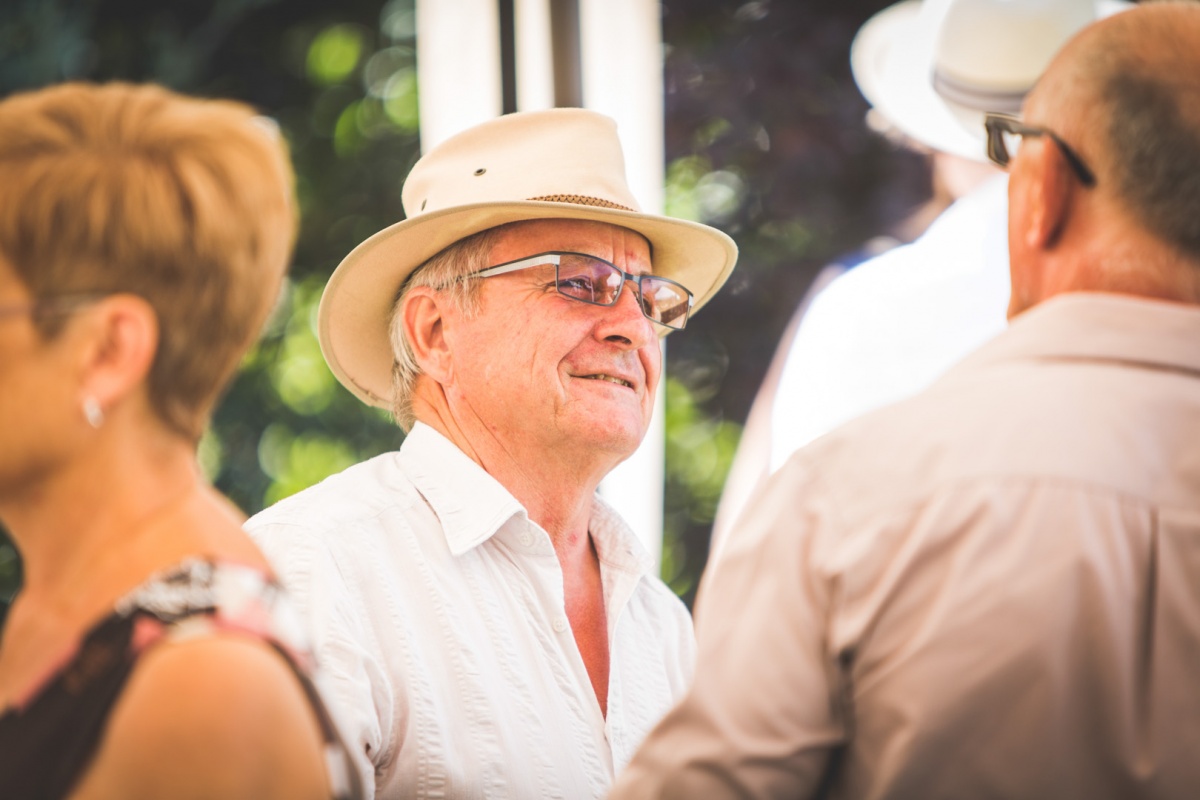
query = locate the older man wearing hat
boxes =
[246,108,736,798]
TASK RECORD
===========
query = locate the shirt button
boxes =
[519,532,534,547]
[553,616,569,633]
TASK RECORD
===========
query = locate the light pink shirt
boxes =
[612,293,1200,799]
[246,424,694,799]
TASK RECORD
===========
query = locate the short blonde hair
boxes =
[0,82,297,441]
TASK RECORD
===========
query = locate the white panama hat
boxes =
[851,0,1133,162]
[317,107,738,410]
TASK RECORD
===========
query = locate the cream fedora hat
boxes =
[851,0,1132,162]
[318,107,738,409]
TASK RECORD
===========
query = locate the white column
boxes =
[415,0,502,150]
[580,0,666,569]
[515,0,555,110]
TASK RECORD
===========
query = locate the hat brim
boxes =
[851,0,1133,162]
[318,201,738,409]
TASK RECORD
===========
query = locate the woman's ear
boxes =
[403,287,453,385]
[77,294,159,411]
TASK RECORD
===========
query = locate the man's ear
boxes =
[78,294,159,411]
[403,288,454,384]
[1022,138,1074,251]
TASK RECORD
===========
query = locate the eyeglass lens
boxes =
[555,253,691,329]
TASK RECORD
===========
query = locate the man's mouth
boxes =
[579,373,633,389]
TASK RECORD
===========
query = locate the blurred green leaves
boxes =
[662,376,742,598]
[664,154,747,226]
[307,24,366,86]
[258,423,358,506]
[665,378,742,524]
[268,276,338,416]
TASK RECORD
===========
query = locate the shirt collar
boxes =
[588,494,656,576]
[399,423,527,556]
[958,292,1200,379]
[398,423,655,577]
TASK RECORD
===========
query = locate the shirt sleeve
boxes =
[246,519,387,798]
[610,458,848,799]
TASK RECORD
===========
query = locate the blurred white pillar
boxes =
[414,0,666,568]
[579,0,665,571]
[415,0,502,148]
[515,0,555,110]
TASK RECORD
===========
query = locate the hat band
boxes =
[528,194,637,212]
[932,69,1027,114]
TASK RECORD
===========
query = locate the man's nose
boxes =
[598,276,655,346]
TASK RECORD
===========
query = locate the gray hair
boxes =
[1104,76,1200,260]
[1074,4,1200,260]
[386,226,504,430]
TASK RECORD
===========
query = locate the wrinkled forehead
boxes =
[488,219,654,271]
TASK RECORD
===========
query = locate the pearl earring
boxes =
[83,397,104,429]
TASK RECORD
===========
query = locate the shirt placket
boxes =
[509,517,615,787]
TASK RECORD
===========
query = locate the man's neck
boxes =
[435,424,603,534]
[1016,218,1200,316]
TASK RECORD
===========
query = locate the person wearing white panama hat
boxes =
[613,2,1200,797]
[245,107,737,798]
[711,0,1131,563]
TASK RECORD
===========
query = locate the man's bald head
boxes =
[1029,1,1200,260]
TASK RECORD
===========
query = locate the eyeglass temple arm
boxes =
[473,253,562,278]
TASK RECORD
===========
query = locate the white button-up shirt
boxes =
[246,423,695,799]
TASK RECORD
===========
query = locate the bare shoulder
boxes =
[71,633,331,800]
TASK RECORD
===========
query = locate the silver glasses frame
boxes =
[471,251,695,330]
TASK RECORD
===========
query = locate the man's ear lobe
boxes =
[403,288,453,383]
[80,294,159,409]
[1023,139,1073,251]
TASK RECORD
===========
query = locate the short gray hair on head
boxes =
[1073,3,1200,259]
[386,225,504,430]
[1103,76,1200,261]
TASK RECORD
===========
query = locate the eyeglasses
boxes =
[0,293,105,322]
[471,251,695,330]
[984,112,1096,188]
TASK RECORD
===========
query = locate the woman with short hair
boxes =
[0,82,361,800]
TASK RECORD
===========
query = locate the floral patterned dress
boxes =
[0,559,363,800]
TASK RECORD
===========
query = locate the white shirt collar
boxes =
[399,422,527,557]
[398,422,655,574]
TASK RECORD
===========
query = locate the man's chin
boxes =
[567,417,647,460]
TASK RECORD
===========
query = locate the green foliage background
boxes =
[0,0,929,614]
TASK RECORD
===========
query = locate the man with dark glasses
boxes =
[246,108,737,797]
[614,4,1200,798]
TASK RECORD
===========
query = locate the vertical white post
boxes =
[581,0,666,569]
[415,0,502,149]
[515,0,555,111]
